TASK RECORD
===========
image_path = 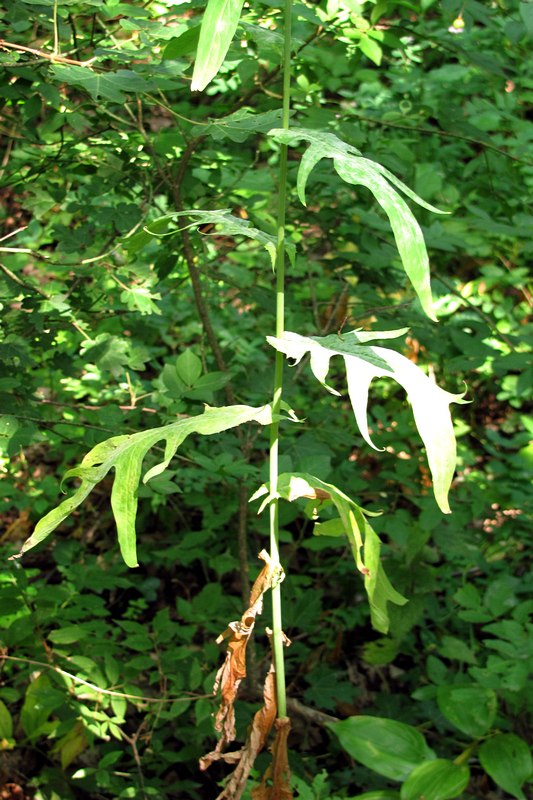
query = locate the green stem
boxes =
[269,0,292,720]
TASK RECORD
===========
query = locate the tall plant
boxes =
[16,1,468,797]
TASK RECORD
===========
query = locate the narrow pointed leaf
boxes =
[16,405,273,568]
[191,0,245,92]
[268,331,467,513]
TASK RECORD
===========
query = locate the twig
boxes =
[0,654,208,705]
[0,38,98,66]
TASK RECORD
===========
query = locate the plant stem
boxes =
[269,0,292,720]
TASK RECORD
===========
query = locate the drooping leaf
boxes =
[327,715,435,781]
[479,734,532,800]
[200,549,277,770]
[147,209,294,270]
[269,127,448,320]
[267,330,467,513]
[16,405,273,568]
[400,759,470,800]
[251,472,407,633]
[191,0,245,92]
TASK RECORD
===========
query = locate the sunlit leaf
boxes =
[268,330,467,513]
[51,65,151,102]
[269,128,448,320]
[191,0,245,92]
[16,405,273,568]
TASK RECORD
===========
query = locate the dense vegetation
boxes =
[0,0,531,798]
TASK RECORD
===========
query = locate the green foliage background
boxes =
[0,0,531,797]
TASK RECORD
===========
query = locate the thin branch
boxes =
[346,111,532,165]
[1,654,208,705]
[0,38,98,66]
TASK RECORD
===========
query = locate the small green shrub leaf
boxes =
[175,349,202,386]
[251,472,406,633]
[269,127,448,320]
[479,734,533,800]
[16,405,273,568]
[327,715,435,781]
[437,685,497,737]
[191,0,245,92]
[268,330,467,513]
[400,759,470,800]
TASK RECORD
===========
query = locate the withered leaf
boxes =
[216,665,277,800]
[251,717,293,800]
[200,550,278,773]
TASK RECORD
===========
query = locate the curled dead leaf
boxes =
[251,717,293,800]
[200,550,278,770]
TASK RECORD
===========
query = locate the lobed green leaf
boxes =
[251,472,406,633]
[269,127,448,320]
[268,330,468,513]
[147,209,294,270]
[16,405,273,568]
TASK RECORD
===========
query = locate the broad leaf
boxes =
[479,734,532,800]
[16,405,273,568]
[191,0,245,92]
[269,127,448,320]
[250,472,407,633]
[327,715,435,781]
[268,330,467,513]
[401,759,470,800]
[51,66,151,102]
[147,209,294,270]
[437,685,497,737]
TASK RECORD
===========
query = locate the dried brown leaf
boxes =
[216,665,277,800]
[251,717,292,800]
[200,551,278,773]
